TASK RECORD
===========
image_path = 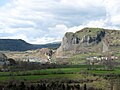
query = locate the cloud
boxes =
[0,34,29,42]
[104,0,120,25]
[32,37,62,44]
[0,0,120,44]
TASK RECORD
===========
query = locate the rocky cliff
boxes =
[56,27,120,58]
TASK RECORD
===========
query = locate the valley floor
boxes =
[0,65,120,90]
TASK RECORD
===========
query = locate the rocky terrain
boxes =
[56,27,120,58]
[5,48,54,63]
[1,27,120,65]
[0,53,8,66]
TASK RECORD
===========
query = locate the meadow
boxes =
[0,65,120,81]
[0,65,120,89]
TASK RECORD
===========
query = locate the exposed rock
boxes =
[6,48,54,63]
[0,53,7,61]
[102,41,109,52]
[0,53,9,66]
[56,27,120,58]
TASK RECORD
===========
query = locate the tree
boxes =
[84,84,87,90]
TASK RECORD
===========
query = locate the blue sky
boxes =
[0,0,120,44]
[0,0,7,6]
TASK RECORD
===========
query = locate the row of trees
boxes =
[0,81,101,90]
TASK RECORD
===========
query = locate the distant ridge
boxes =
[0,39,61,51]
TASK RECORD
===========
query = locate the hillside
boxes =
[5,48,53,63]
[0,39,60,51]
[56,27,120,58]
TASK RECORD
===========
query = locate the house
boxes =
[86,56,118,65]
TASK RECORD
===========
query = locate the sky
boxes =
[0,0,120,44]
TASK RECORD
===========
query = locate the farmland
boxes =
[0,65,112,90]
[0,65,120,90]
[1,65,120,80]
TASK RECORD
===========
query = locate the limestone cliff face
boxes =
[56,27,120,58]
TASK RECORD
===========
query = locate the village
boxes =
[86,55,119,70]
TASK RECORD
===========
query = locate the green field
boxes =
[0,65,120,81]
[0,65,119,90]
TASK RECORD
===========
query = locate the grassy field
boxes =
[68,53,102,64]
[0,65,119,90]
[0,65,102,76]
[0,74,91,81]
[0,65,120,81]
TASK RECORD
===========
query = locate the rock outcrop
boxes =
[0,53,9,66]
[6,48,54,63]
[56,27,120,58]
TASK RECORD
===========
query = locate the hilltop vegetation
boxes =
[0,27,120,90]
[0,39,60,51]
[56,27,120,59]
